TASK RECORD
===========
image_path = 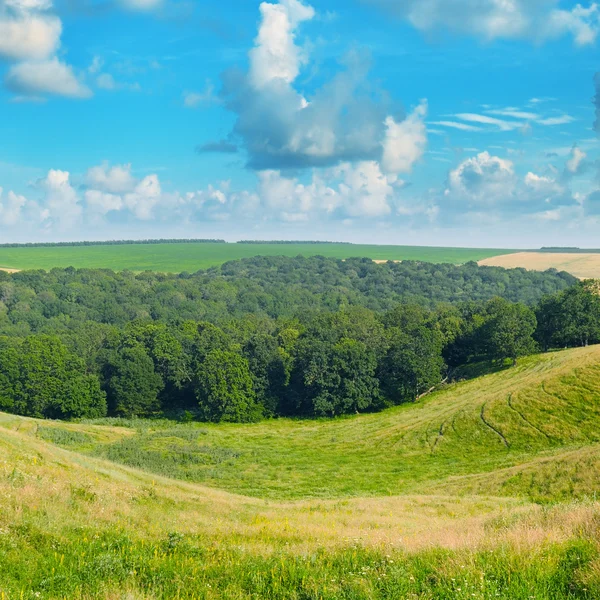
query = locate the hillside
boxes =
[10,345,598,502]
[3,346,600,597]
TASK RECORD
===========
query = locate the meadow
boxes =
[0,242,516,272]
[3,345,600,598]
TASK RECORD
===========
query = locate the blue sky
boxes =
[0,0,599,247]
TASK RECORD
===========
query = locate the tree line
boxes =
[0,239,226,248]
[0,257,595,422]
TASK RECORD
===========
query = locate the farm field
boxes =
[479,252,600,279]
[0,242,517,272]
[3,345,600,598]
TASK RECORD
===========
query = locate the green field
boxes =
[3,345,600,598]
[0,243,517,272]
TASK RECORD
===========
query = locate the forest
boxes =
[0,256,594,422]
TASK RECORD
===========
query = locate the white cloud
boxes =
[446,151,516,205]
[0,187,27,226]
[381,101,428,174]
[84,190,124,215]
[85,163,137,194]
[0,0,92,100]
[453,113,522,131]
[435,109,576,134]
[5,57,91,98]
[222,1,425,171]
[566,146,587,174]
[441,150,577,221]
[546,4,600,46]
[429,121,482,131]
[0,0,61,61]
[486,109,539,120]
[0,12,61,61]
[124,174,162,220]
[537,114,576,126]
[38,169,83,229]
[249,0,315,89]
[364,0,600,46]
[255,160,399,219]
[335,161,395,217]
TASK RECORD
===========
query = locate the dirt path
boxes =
[0,268,20,273]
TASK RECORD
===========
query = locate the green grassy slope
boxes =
[4,346,600,598]
[9,345,600,502]
[0,242,516,272]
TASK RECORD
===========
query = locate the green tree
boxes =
[380,326,445,404]
[290,337,380,417]
[0,335,106,419]
[195,350,261,423]
[104,345,163,417]
[483,298,537,365]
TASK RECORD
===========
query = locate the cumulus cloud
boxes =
[248,0,315,89]
[446,151,516,206]
[442,151,576,218]
[220,0,427,172]
[364,0,600,45]
[255,161,403,219]
[85,163,137,194]
[123,175,163,220]
[0,187,27,226]
[38,169,83,229]
[0,0,90,99]
[5,57,91,98]
[0,0,61,61]
[381,101,428,174]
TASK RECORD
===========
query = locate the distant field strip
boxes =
[0,243,516,272]
[480,252,600,279]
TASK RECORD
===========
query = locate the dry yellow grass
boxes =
[479,252,600,279]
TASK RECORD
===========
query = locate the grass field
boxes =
[3,346,600,597]
[0,243,517,272]
[479,252,600,280]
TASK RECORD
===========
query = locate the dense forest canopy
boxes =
[0,256,575,335]
[0,256,592,423]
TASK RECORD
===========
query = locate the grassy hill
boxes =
[3,346,600,598]
[0,242,515,272]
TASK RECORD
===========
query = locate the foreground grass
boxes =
[0,242,516,272]
[1,421,600,599]
[20,345,600,502]
[3,345,600,597]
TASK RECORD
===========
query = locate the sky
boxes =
[0,0,599,247]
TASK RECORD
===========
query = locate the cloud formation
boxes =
[442,150,577,218]
[364,0,600,45]
[220,0,428,172]
[6,57,91,98]
[0,0,90,99]
[0,0,61,61]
